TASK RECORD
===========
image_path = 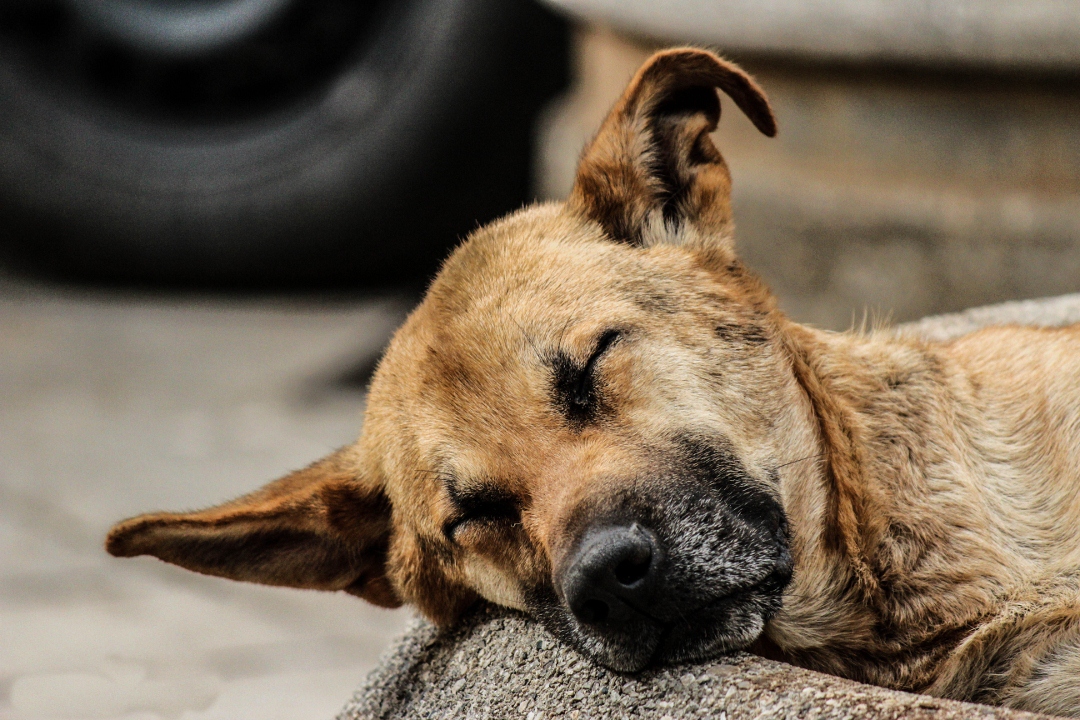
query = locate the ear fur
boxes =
[105,446,402,608]
[569,48,776,250]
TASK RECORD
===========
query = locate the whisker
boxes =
[774,452,827,471]
[509,314,545,362]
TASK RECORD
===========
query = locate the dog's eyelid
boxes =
[578,329,623,379]
[551,328,628,426]
[589,329,623,361]
[443,481,522,540]
[570,329,622,405]
[559,327,625,365]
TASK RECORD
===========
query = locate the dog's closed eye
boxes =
[443,482,521,540]
[553,329,622,426]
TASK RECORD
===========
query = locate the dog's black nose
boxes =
[559,524,661,628]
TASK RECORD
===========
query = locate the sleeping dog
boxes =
[107,49,1080,716]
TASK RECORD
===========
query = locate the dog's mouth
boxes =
[650,562,791,666]
[528,553,791,672]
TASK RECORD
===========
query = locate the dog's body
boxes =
[107,50,1080,716]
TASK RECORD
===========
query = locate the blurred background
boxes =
[1,1,1077,718]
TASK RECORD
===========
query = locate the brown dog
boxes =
[107,49,1080,716]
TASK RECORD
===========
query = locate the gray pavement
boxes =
[0,284,414,720]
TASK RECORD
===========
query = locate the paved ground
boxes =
[0,281,415,720]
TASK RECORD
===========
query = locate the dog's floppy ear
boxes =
[569,48,775,249]
[105,446,402,608]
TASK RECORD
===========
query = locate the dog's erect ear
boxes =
[105,446,402,608]
[569,48,775,249]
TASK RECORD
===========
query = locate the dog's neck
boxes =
[768,320,1004,692]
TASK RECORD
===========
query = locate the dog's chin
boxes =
[535,588,777,673]
[653,602,768,666]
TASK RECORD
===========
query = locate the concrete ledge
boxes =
[535,29,1080,329]
[339,605,1043,720]
[897,292,1080,342]
[541,0,1080,70]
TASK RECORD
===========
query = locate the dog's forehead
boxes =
[407,206,658,360]
[364,206,671,481]
[430,205,641,318]
[413,209,632,402]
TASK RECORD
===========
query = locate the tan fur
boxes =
[106,49,1080,715]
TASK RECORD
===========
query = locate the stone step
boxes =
[535,28,1080,329]
[542,0,1080,69]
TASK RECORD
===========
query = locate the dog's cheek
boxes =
[460,554,528,610]
[389,531,477,626]
[458,524,555,612]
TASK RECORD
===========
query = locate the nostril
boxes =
[613,544,652,585]
[579,598,609,624]
[560,524,661,627]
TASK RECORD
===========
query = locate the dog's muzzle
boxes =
[545,502,791,671]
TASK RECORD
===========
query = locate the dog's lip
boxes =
[651,586,767,654]
[592,583,768,672]
[654,557,788,625]
[562,550,789,632]
[654,582,761,635]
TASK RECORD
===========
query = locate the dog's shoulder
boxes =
[941,323,1080,396]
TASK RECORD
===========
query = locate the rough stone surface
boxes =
[339,294,1080,720]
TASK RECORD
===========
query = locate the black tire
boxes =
[0,0,568,288]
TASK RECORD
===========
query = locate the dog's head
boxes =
[108,49,815,671]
